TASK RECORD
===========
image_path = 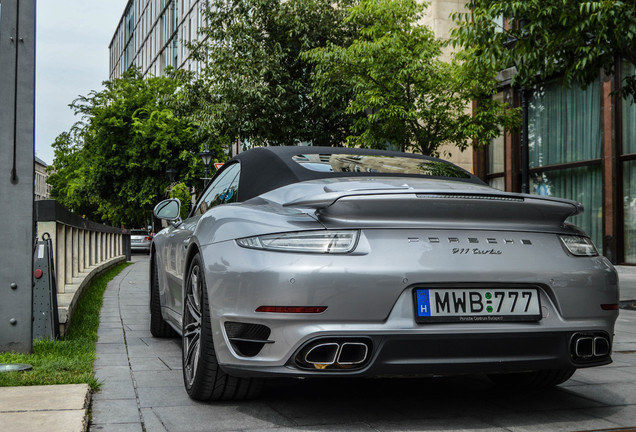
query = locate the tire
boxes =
[487,368,576,388]
[182,253,263,401]
[150,256,176,338]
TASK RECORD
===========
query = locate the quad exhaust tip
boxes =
[572,334,610,360]
[299,340,371,370]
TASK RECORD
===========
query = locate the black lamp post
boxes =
[199,144,214,188]
[166,168,178,198]
[512,21,531,194]
[518,85,530,194]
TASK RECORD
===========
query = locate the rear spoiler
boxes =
[283,189,583,231]
[284,188,583,214]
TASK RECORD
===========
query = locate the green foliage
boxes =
[305,0,518,156]
[186,0,358,147]
[451,0,636,99]
[0,263,130,389]
[49,68,204,227]
[172,182,192,219]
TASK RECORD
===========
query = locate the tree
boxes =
[47,129,98,218]
[48,68,204,227]
[172,182,192,220]
[187,0,358,147]
[304,0,518,156]
[451,0,636,99]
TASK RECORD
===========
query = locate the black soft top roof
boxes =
[219,146,483,202]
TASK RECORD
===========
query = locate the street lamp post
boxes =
[199,144,214,188]
[166,168,178,198]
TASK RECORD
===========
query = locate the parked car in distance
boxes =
[130,229,151,254]
[150,146,619,401]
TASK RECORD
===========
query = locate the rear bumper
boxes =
[131,243,151,252]
[200,232,618,378]
[221,330,612,378]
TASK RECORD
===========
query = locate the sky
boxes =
[35,0,129,165]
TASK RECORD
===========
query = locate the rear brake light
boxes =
[237,230,359,254]
[601,304,619,311]
[255,306,327,313]
[145,236,152,240]
[559,235,598,256]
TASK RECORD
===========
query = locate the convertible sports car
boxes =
[150,146,619,401]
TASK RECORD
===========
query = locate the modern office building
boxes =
[108,1,469,81]
[109,0,205,80]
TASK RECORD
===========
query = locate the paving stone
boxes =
[136,385,201,408]
[90,423,143,432]
[91,398,142,424]
[140,408,169,432]
[152,404,295,432]
[486,409,622,432]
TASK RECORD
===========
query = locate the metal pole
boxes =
[204,165,210,187]
[520,87,530,194]
[0,0,36,353]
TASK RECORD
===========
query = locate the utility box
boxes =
[33,235,60,340]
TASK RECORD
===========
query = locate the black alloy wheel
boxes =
[182,253,262,401]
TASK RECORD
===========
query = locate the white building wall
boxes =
[35,157,52,200]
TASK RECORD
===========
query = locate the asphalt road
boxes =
[89,255,636,432]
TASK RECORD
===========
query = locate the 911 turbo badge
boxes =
[452,248,503,255]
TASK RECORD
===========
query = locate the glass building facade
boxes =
[109,0,204,79]
[481,63,636,264]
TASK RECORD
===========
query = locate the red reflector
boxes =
[34,269,43,279]
[601,304,619,310]
[255,306,327,314]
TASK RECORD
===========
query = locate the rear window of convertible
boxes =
[291,154,471,179]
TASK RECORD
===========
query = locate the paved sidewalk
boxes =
[89,255,180,431]
[2,257,635,432]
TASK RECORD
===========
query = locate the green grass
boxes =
[0,262,131,390]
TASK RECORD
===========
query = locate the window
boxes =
[529,80,601,167]
[193,163,241,216]
[621,62,636,262]
[528,78,602,247]
[292,154,471,179]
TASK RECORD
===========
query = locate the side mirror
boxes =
[153,198,181,221]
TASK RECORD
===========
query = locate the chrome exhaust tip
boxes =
[575,337,594,358]
[337,342,369,365]
[296,338,372,370]
[304,343,339,365]
[571,333,611,361]
[593,337,610,357]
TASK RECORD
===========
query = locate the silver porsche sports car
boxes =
[150,146,619,401]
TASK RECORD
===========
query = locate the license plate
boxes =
[132,239,141,243]
[414,287,541,323]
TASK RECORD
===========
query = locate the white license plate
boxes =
[414,287,541,323]
[132,239,141,243]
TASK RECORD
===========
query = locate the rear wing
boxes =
[283,189,583,232]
